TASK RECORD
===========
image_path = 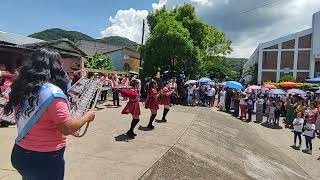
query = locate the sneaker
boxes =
[290,144,296,148]
[297,144,301,149]
[162,119,167,123]
[147,125,154,130]
[307,150,312,155]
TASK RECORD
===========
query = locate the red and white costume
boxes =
[145,88,159,110]
[118,89,141,115]
[160,87,172,105]
[121,77,130,86]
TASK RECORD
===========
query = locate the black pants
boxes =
[113,92,119,106]
[225,99,231,112]
[294,131,302,145]
[233,103,239,117]
[305,136,313,150]
[247,109,253,120]
[101,90,107,101]
[11,144,65,180]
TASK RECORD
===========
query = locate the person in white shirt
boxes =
[291,112,304,149]
[207,85,215,107]
[303,118,316,154]
[187,84,195,106]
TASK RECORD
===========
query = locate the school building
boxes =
[244,11,320,84]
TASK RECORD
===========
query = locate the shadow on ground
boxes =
[114,133,134,142]
[261,122,283,129]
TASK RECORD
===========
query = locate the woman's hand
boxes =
[58,111,96,136]
[84,111,95,122]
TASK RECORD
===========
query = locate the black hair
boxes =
[4,48,69,116]
[148,80,156,95]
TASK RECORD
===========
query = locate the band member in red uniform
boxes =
[117,81,140,138]
[145,80,159,129]
[160,81,175,122]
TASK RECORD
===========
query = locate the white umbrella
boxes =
[185,80,197,85]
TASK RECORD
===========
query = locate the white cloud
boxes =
[101,0,320,58]
[190,0,212,6]
[181,0,320,58]
[100,8,149,43]
[152,0,168,10]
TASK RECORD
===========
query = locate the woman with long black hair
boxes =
[145,80,159,129]
[5,48,95,180]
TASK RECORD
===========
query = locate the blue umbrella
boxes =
[226,81,243,90]
[287,89,307,96]
[267,89,286,95]
[198,77,212,83]
[305,77,320,83]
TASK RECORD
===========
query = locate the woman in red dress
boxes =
[117,80,141,138]
[160,81,175,122]
[145,80,159,129]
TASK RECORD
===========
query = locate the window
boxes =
[296,72,309,82]
[280,51,294,69]
[297,50,310,70]
[262,71,276,82]
[282,39,295,49]
[262,51,277,69]
[264,44,278,50]
[298,34,312,48]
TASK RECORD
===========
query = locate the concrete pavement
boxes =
[1,101,319,179]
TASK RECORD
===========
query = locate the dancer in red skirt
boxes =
[117,82,141,138]
[145,80,159,129]
[160,81,175,122]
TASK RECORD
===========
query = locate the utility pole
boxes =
[140,19,145,69]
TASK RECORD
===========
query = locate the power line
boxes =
[238,0,283,15]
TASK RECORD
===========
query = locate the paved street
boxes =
[1,101,320,180]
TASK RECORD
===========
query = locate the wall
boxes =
[62,57,81,73]
[106,50,124,71]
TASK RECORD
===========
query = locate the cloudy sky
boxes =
[1,0,320,58]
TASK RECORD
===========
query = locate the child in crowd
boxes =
[246,97,254,122]
[292,112,304,149]
[302,118,316,154]
[268,103,276,124]
[239,94,247,120]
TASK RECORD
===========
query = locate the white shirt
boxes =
[207,88,215,97]
[293,118,304,132]
[188,86,195,95]
[303,123,316,137]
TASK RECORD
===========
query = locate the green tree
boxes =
[280,75,296,82]
[85,53,113,70]
[141,13,199,77]
[141,4,231,78]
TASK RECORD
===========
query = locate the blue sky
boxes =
[0,0,156,37]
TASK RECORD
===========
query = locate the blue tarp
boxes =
[305,77,320,83]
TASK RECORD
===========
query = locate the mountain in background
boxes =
[29,28,95,42]
[29,28,138,48]
[98,36,138,49]
[225,57,248,78]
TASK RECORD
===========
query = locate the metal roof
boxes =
[0,31,44,45]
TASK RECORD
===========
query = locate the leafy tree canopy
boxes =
[141,4,232,78]
[85,53,113,70]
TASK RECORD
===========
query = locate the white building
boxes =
[244,11,320,84]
